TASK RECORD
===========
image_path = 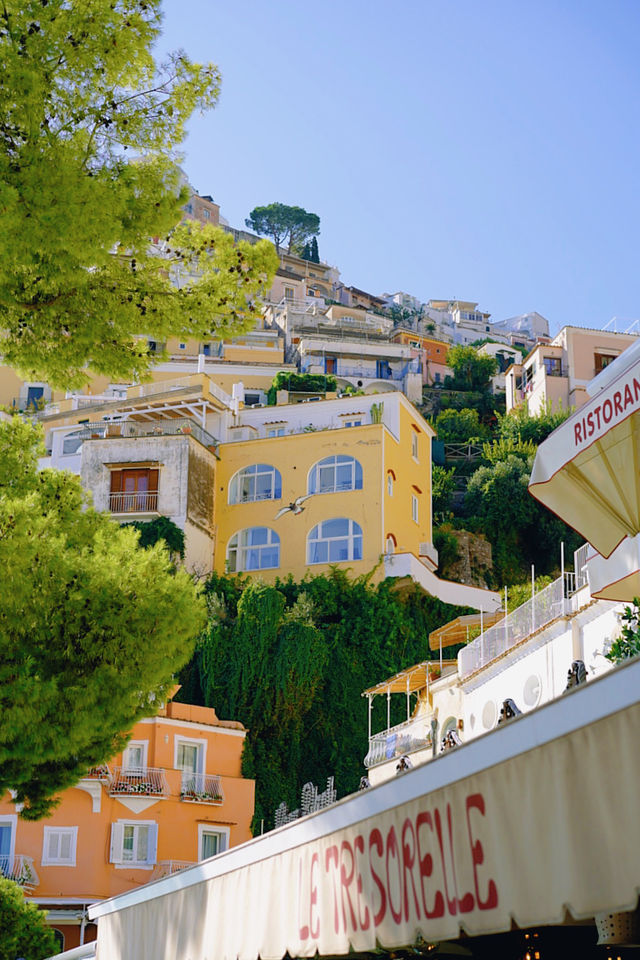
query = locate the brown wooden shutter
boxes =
[147,469,159,493]
[110,470,123,493]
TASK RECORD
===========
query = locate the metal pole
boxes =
[439,635,443,672]
[386,688,390,731]
[406,676,410,722]
[480,608,484,669]
[367,695,372,740]
[504,586,508,652]
[531,564,535,634]
[561,541,565,615]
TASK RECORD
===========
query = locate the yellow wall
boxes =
[214,426,385,582]
[384,401,432,556]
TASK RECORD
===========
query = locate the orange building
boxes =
[0,698,254,952]
[390,328,450,385]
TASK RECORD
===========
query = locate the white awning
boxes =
[530,356,640,557]
[586,533,640,601]
[91,659,640,960]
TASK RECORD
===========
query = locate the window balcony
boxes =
[151,860,196,881]
[180,772,224,805]
[84,764,112,782]
[109,767,168,798]
[0,854,39,892]
[109,491,159,514]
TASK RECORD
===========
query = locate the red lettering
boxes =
[401,817,421,921]
[625,384,634,409]
[614,391,623,417]
[340,840,357,933]
[634,377,640,401]
[434,806,457,915]
[386,825,403,924]
[594,405,602,430]
[574,421,582,444]
[354,835,371,931]
[310,852,320,939]
[416,812,444,919]
[369,829,387,926]
[299,857,309,940]
[447,804,474,914]
[465,794,498,910]
[603,398,613,423]
[325,845,341,934]
[587,411,595,437]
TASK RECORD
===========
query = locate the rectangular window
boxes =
[110,821,157,868]
[412,495,419,524]
[412,432,419,460]
[0,816,16,878]
[198,825,230,861]
[176,739,203,774]
[267,428,285,438]
[42,827,77,866]
[123,741,147,771]
[110,469,159,514]
[344,420,362,428]
[543,356,562,377]
[594,353,617,374]
[284,287,294,301]
[387,474,393,497]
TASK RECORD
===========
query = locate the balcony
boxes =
[180,772,224,805]
[84,764,112,782]
[77,417,218,453]
[365,716,433,769]
[109,491,159,514]
[0,854,39,892]
[109,767,168,798]
[151,860,196,881]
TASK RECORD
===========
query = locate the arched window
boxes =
[308,456,363,495]
[62,429,84,456]
[387,470,395,497]
[227,528,280,572]
[385,534,397,555]
[229,464,282,504]
[307,518,362,564]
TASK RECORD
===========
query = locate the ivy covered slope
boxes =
[0,419,206,819]
[0,0,278,389]
[178,571,471,830]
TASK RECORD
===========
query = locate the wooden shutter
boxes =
[109,823,124,863]
[110,471,123,494]
[147,469,159,493]
[146,823,158,865]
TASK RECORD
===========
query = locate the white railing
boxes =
[459,575,571,678]
[180,772,224,804]
[573,542,590,588]
[109,491,158,514]
[364,715,432,769]
[109,767,168,797]
[151,860,196,880]
[0,854,39,891]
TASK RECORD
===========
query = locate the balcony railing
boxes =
[151,860,196,881]
[77,417,219,453]
[180,772,224,804]
[364,716,433,769]
[0,854,39,892]
[109,491,158,514]
[109,767,168,797]
[84,764,112,782]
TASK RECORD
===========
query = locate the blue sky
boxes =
[159,0,640,335]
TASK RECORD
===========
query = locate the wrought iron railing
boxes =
[0,854,39,891]
[78,417,218,452]
[109,491,158,514]
[151,860,196,880]
[109,767,168,797]
[364,716,432,769]
[180,773,224,804]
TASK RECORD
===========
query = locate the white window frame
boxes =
[266,427,285,438]
[308,456,363,495]
[174,736,207,776]
[229,464,282,504]
[411,431,419,461]
[307,518,363,565]
[226,527,280,573]
[387,473,394,497]
[42,826,78,867]
[122,740,148,771]
[344,420,362,428]
[110,820,158,870]
[198,824,230,861]
[386,536,396,555]
[0,814,17,869]
[412,495,419,524]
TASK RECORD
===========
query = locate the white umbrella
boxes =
[586,534,640,601]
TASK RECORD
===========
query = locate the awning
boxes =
[586,534,640,601]
[362,660,456,697]
[428,612,504,652]
[529,355,640,558]
[91,658,640,960]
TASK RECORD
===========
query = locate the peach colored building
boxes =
[505,325,639,415]
[390,327,451,385]
[0,698,254,953]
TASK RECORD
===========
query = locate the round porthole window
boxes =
[523,674,542,708]
[482,700,497,730]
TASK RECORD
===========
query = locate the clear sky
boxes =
[158,0,640,335]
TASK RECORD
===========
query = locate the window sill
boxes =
[114,863,154,870]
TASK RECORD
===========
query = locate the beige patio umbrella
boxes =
[586,534,640,601]
[529,350,640,558]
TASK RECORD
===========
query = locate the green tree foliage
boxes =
[0,878,57,960]
[445,345,497,392]
[267,371,337,403]
[433,524,460,576]
[432,465,456,521]
[0,419,206,818]
[300,237,320,263]
[482,437,537,464]
[123,515,185,559]
[465,454,581,585]
[245,203,320,254]
[183,571,470,830]
[434,407,489,442]
[605,600,640,663]
[497,401,571,445]
[0,0,278,388]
